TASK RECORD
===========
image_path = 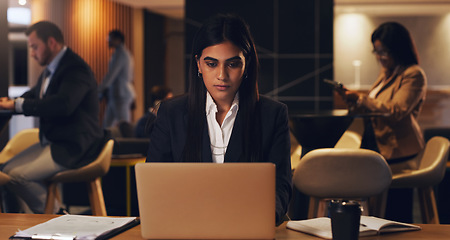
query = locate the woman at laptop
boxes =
[146,14,292,225]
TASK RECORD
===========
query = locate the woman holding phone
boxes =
[338,22,427,222]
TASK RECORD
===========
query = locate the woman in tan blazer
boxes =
[338,22,427,223]
[341,22,427,163]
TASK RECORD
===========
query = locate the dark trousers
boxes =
[361,118,414,223]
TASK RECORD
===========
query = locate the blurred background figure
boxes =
[0,21,105,214]
[135,85,173,138]
[337,21,427,223]
[98,29,136,128]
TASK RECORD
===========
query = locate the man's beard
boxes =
[38,46,52,66]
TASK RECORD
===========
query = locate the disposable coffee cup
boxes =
[329,200,361,240]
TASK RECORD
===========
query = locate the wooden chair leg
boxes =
[418,187,440,224]
[307,197,319,219]
[44,182,57,214]
[360,199,369,216]
[87,178,107,216]
[317,199,328,217]
[368,190,388,218]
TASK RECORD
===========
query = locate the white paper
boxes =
[13,215,136,240]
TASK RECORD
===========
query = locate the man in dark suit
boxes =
[0,21,104,213]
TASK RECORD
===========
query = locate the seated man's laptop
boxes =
[135,162,276,239]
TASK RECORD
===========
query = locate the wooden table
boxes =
[1,213,450,239]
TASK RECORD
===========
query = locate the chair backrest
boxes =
[50,139,114,182]
[334,130,362,149]
[0,128,39,164]
[418,136,449,170]
[0,171,10,186]
[293,148,392,199]
[392,136,449,188]
[334,118,363,149]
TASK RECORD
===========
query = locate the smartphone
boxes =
[323,79,345,90]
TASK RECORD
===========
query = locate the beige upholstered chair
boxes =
[334,118,363,149]
[390,136,449,224]
[293,148,392,218]
[0,128,39,213]
[0,172,10,186]
[0,172,10,212]
[44,139,114,216]
[0,128,39,164]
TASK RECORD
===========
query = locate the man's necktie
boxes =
[40,68,51,98]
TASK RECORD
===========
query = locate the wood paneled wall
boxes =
[29,0,142,122]
[0,0,8,97]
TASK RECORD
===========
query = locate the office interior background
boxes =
[2,0,450,141]
[2,0,450,138]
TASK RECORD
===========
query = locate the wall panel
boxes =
[185,0,334,113]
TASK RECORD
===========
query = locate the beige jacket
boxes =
[358,65,427,160]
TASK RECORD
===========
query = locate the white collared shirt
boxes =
[205,92,239,163]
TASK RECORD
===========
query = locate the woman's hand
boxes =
[344,90,360,105]
[334,88,361,111]
[335,87,359,104]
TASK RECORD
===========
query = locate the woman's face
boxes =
[373,40,396,71]
[197,41,246,107]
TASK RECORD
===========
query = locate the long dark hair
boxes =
[371,22,419,66]
[183,13,261,162]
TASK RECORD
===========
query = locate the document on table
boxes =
[286,216,421,239]
[10,215,139,240]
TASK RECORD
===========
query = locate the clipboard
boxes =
[95,218,140,240]
[9,216,140,240]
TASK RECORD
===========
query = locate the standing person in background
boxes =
[337,22,427,223]
[135,85,173,138]
[146,14,292,225]
[99,29,136,128]
[0,21,105,213]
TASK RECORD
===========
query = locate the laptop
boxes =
[135,162,276,239]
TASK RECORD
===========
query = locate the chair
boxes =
[389,136,449,224]
[334,118,363,149]
[290,131,302,171]
[0,128,39,164]
[44,139,114,216]
[0,172,10,186]
[0,172,10,213]
[0,128,39,213]
[292,148,392,219]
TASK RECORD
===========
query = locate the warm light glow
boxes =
[7,7,31,25]
[18,0,27,6]
[440,14,450,44]
[334,13,376,88]
[335,14,369,46]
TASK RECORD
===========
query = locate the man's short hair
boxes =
[25,21,64,44]
[109,30,125,43]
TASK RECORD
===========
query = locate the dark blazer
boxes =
[146,94,292,225]
[21,48,104,169]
